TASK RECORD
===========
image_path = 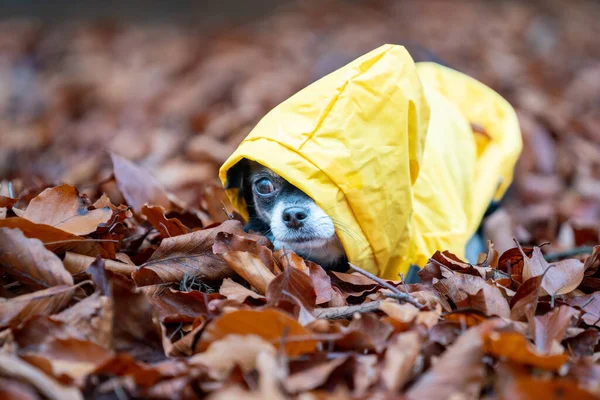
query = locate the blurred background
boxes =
[1,0,599,254]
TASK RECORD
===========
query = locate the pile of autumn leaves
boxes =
[1,156,600,399]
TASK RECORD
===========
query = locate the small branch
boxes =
[348,263,423,308]
[544,246,595,262]
[313,300,383,319]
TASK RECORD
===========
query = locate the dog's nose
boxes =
[282,207,308,229]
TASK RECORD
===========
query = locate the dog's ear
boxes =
[225,159,248,190]
[225,159,253,207]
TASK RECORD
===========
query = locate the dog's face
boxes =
[227,160,346,269]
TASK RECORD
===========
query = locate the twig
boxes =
[348,263,423,309]
[544,246,595,262]
[313,300,383,319]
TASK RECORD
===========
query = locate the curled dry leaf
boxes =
[382,331,423,392]
[190,334,276,379]
[483,331,567,371]
[0,353,83,400]
[141,204,188,238]
[21,337,114,384]
[133,220,244,286]
[266,263,316,312]
[62,252,136,276]
[0,227,73,288]
[532,305,580,354]
[218,251,275,295]
[335,312,394,353]
[434,274,510,318]
[0,285,77,329]
[145,286,221,323]
[284,356,350,394]
[53,292,113,348]
[407,319,505,400]
[521,246,585,295]
[496,362,598,400]
[565,292,600,327]
[510,275,543,321]
[0,217,107,257]
[219,278,265,303]
[111,152,172,213]
[198,308,317,357]
[21,185,112,235]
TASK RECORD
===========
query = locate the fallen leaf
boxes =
[22,185,111,235]
[284,356,349,393]
[218,251,275,294]
[335,312,393,353]
[0,227,73,288]
[0,218,106,257]
[483,331,567,370]
[219,278,265,303]
[565,292,600,327]
[382,331,423,392]
[521,246,584,295]
[434,274,510,318]
[0,353,83,400]
[53,292,113,348]
[532,305,580,354]
[510,275,543,321]
[0,377,40,400]
[0,285,77,328]
[21,337,114,384]
[407,319,504,400]
[266,263,316,312]
[141,204,188,237]
[190,334,276,379]
[198,308,317,357]
[111,153,172,213]
[62,252,136,276]
[496,362,597,400]
[132,220,243,286]
[145,286,221,323]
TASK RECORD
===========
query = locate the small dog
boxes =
[227,159,347,271]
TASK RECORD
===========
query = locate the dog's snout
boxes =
[282,206,308,229]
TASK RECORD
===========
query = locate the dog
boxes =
[226,159,348,271]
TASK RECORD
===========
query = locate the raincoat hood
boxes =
[220,44,522,279]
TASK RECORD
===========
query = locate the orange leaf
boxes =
[198,308,317,357]
[22,185,112,235]
[483,331,567,371]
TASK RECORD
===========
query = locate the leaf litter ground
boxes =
[1,0,600,398]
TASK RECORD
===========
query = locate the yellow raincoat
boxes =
[219,44,522,279]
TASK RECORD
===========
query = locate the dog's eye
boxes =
[254,178,275,195]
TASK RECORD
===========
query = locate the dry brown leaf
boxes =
[198,308,317,357]
[532,305,580,354]
[190,334,276,379]
[111,152,172,213]
[266,263,316,312]
[522,246,584,295]
[22,185,111,235]
[0,285,77,328]
[141,204,188,237]
[132,220,243,286]
[219,251,275,294]
[62,252,136,276]
[219,278,265,303]
[53,292,114,349]
[434,274,510,318]
[0,353,83,400]
[382,331,423,392]
[284,356,349,394]
[21,337,114,384]
[0,227,73,288]
[0,217,107,257]
[407,319,505,400]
